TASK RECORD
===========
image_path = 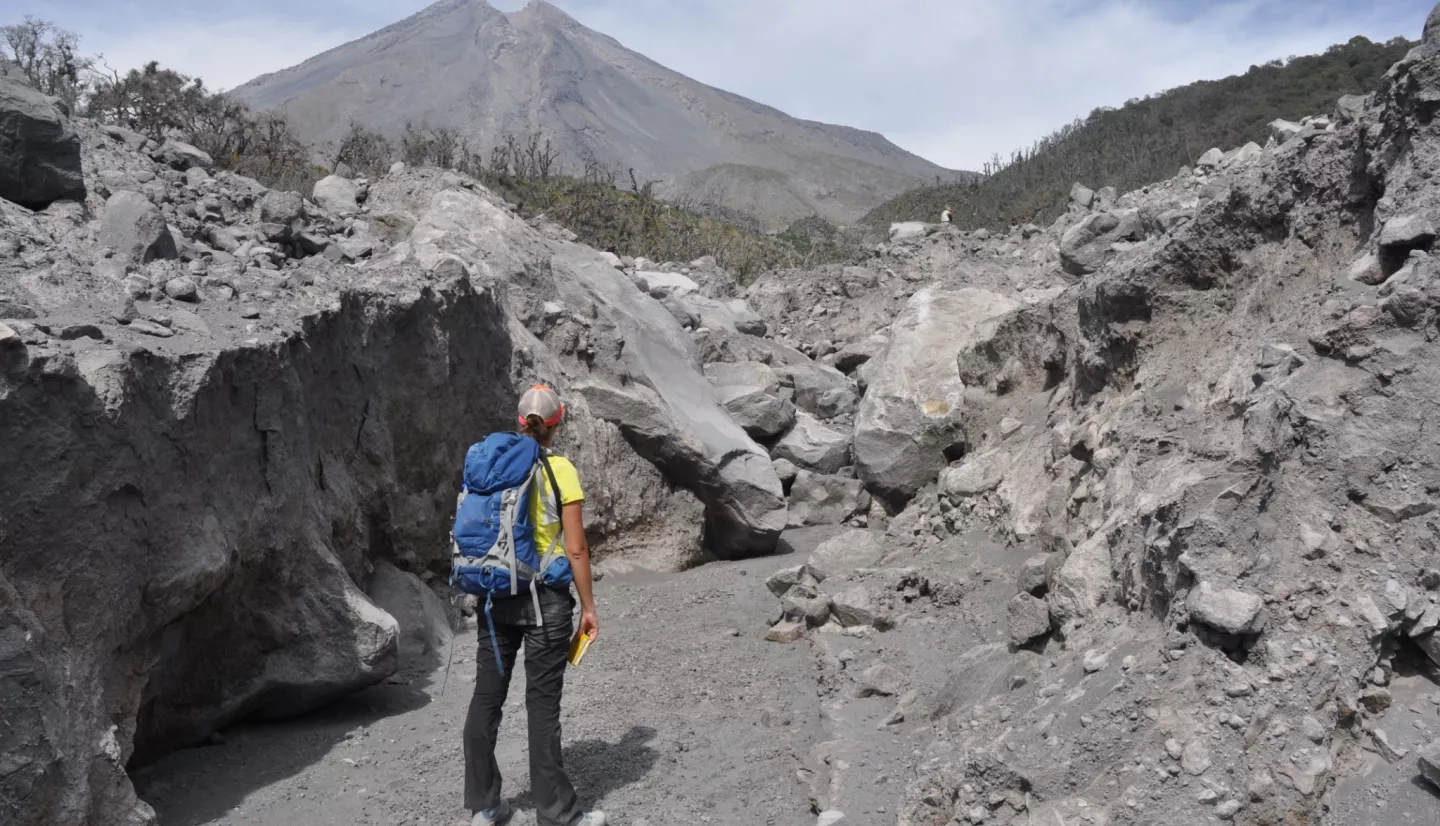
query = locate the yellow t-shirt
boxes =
[531,454,584,558]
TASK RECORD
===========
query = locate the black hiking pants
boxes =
[464,585,584,826]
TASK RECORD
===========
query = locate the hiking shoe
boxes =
[578,813,606,826]
[472,800,514,826]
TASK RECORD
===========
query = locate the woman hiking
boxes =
[464,385,605,826]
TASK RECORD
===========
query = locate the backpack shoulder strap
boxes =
[537,454,566,567]
[539,453,563,512]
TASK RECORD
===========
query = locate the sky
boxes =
[7,0,1433,170]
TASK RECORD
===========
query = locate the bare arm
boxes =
[561,500,598,640]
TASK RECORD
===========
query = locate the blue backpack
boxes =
[450,432,575,674]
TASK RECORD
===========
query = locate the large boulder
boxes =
[705,361,795,440]
[682,294,768,336]
[391,185,788,557]
[151,138,213,171]
[787,470,870,528]
[367,561,453,668]
[0,77,85,208]
[777,361,857,420]
[774,411,851,474]
[1059,211,1145,276]
[853,288,1020,506]
[313,175,361,214]
[100,191,177,266]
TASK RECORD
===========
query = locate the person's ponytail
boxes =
[521,413,553,443]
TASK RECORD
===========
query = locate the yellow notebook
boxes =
[568,631,595,666]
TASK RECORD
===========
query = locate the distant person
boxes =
[941,205,953,224]
[452,385,605,826]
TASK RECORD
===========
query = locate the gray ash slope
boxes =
[10,5,1440,826]
[229,0,950,229]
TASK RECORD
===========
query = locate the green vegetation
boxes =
[391,123,861,280]
[864,35,1415,232]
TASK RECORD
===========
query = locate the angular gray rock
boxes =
[100,191,178,266]
[853,287,1019,505]
[706,361,795,440]
[259,189,306,225]
[1196,147,1225,168]
[313,175,361,214]
[808,529,885,578]
[773,411,850,474]
[1059,211,1144,276]
[1070,183,1095,209]
[1188,582,1266,635]
[151,138,214,171]
[1378,214,1437,250]
[777,361,856,420]
[1418,739,1440,791]
[368,561,453,667]
[786,470,870,528]
[0,77,85,208]
[1007,592,1052,646]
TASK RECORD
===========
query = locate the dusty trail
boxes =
[134,554,829,826]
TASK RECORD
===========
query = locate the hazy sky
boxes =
[8,0,1432,169]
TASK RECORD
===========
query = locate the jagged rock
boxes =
[1232,142,1263,164]
[781,592,832,627]
[854,287,1019,505]
[0,77,85,208]
[634,270,699,298]
[773,411,850,474]
[258,190,305,225]
[151,138,213,171]
[100,191,178,266]
[1047,533,1112,624]
[816,811,846,826]
[1378,214,1437,250]
[938,451,1005,500]
[1196,147,1225,167]
[163,276,199,302]
[786,470,870,528]
[1188,583,1266,635]
[313,175,360,214]
[1337,94,1368,123]
[1070,183,1095,209]
[772,458,799,490]
[777,361,856,420]
[765,619,805,644]
[1348,253,1386,285]
[808,529,884,578]
[367,561,453,666]
[1059,210,1144,275]
[1017,553,1060,596]
[835,334,885,374]
[766,565,808,597]
[1269,119,1303,143]
[1007,593,1051,646]
[855,663,900,696]
[1418,740,1440,791]
[706,361,794,439]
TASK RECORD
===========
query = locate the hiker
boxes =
[940,205,953,224]
[454,385,605,826]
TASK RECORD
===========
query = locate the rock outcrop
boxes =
[0,77,85,208]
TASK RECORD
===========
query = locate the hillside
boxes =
[863,34,1414,231]
[230,0,950,228]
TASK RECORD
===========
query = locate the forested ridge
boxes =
[864,35,1415,231]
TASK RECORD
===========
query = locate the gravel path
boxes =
[135,555,825,826]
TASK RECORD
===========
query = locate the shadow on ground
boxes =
[134,679,434,826]
[510,726,659,810]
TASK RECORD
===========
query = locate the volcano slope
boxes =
[8,5,1440,826]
